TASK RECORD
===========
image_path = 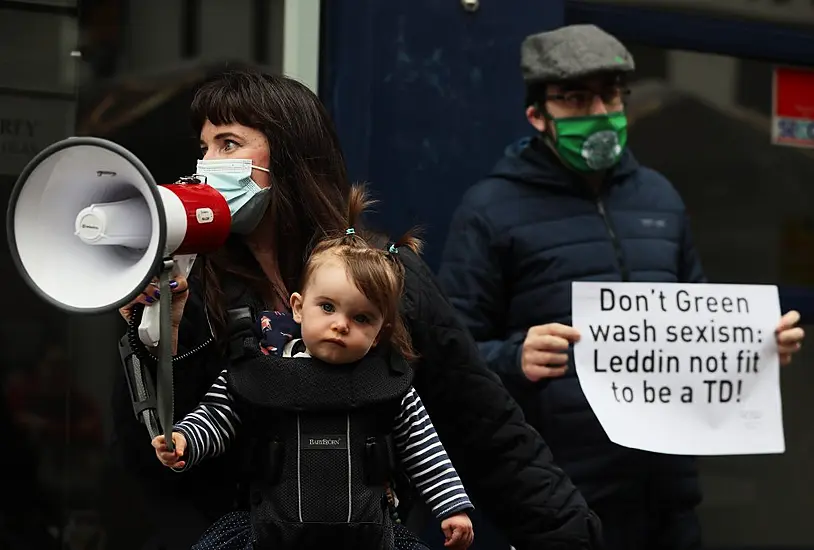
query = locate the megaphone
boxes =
[7,136,230,336]
[7,136,232,451]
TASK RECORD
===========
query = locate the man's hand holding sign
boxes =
[566,282,803,455]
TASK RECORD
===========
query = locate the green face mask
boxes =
[548,111,628,173]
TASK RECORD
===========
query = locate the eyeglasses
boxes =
[545,87,631,111]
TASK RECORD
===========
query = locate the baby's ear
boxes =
[290,292,304,323]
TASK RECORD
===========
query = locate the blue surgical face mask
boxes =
[196,158,271,234]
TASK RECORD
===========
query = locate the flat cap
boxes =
[521,24,635,83]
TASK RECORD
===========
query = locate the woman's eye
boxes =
[224,140,238,151]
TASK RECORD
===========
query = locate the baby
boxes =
[152,189,475,550]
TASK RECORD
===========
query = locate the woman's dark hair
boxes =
[190,67,350,336]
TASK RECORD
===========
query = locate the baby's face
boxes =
[291,259,384,364]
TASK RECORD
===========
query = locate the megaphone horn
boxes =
[7,136,232,453]
[7,136,230,316]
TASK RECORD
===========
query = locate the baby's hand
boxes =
[441,512,474,549]
[151,432,187,469]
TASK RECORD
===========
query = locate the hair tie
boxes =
[388,243,399,255]
[345,228,355,236]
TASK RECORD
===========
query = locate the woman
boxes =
[112,68,598,550]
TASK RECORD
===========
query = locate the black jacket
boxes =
[111,249,602,550]
[437,138,704,550]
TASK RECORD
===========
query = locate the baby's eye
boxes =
[353,314,369,324]
[321,303,335,313]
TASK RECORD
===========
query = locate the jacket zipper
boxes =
[596,197,630,281]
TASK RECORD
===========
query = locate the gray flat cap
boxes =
[521,24,635,83]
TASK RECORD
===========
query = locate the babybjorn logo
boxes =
[310,438,340,446]
[301,434,347,450]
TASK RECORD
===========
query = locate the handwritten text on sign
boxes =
[572,282,784,456]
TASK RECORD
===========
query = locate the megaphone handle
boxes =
[138,256,196,347]
[157,258,176,453]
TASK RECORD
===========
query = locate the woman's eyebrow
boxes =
[213,132,243,141]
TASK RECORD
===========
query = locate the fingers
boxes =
[777,310,801,333]
[155,446,178,466]
[456,526,474,549]
[118,306,132,323]
[775,312,804,367]
[525,349,569,367]
[169,275,189,295]
[142,276,189,303]
[522,328,573,381]
[444,527,463,547]
[777,339,802,357]
[527,332,571,353]
[529,323,581,343]
[118,275,190,322]
[524,364,568,382]
[442,515,473,549]
[152,433,186,468]
[777,327,805,348]
[173,432,187,456]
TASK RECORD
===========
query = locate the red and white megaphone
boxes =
[7,136,232,451]
[7,136,230,344]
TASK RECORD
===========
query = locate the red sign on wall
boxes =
[772,66,814,149]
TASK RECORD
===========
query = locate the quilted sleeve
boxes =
[399,249,602,550]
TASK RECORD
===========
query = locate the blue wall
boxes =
[320,1,565,271]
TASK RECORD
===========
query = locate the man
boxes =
[437,24,805,550]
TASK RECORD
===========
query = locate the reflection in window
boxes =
[621,44,814,548]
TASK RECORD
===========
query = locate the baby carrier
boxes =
[225,305,413,550]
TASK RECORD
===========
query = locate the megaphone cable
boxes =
[120,279,213,450]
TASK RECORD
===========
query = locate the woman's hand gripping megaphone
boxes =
[119,270,189,355]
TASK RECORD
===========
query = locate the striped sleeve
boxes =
[173,368,241,471]
[393,386,474,520]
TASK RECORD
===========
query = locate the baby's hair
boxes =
[300,184,422,361]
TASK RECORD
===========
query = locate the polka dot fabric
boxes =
[191,511,251,550]
[191,511,432,549]
[393,523,433,550]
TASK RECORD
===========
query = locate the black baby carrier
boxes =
[225,305,413,550]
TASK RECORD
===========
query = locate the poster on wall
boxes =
[0,95,76,176]
[772,66,814,150]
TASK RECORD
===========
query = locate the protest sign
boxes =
[572,282,784,456]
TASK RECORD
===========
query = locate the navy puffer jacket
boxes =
[438,136,705,550]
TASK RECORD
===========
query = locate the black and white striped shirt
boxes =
[174,348,473,520]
